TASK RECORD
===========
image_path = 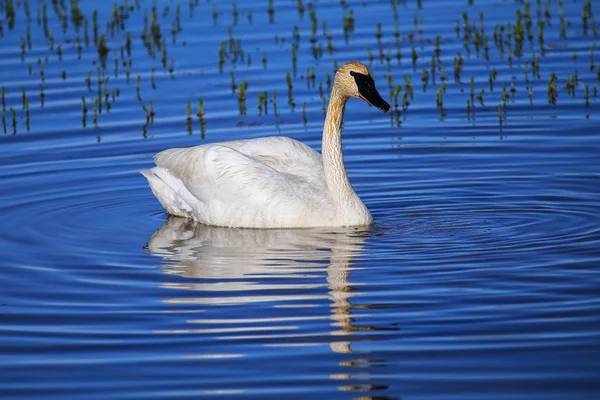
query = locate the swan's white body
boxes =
[142,62,387,228]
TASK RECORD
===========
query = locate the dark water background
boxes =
[1,0,599,399]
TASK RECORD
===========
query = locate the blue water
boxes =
[1,0,599,399]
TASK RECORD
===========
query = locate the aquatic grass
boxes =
[86,70,92,91]
[143,103,151,123]
[453,53,463,82]
[342,8,354,43]
[39,60,45,83]
[21,86,27,110]
[20,36,26,60]
[161,38,167,68]
[10,107,16,134]
[302,101,307,126]
[548,72,558,104]
[81,96,87,127]
[97,34,109,68]
[257,91,265,116]
[291,44,298,76]
[149,100,155,123]
[186,101,192,121]
[528,84,533,105]
[435,83,446,108]
[501,84,509,106]
[0,0,596,135]
[237,80,248,115]
[489,67,497,91]
[267,0,274,23]
[421,68,429,92]
[38,84,45,107]
[197,98,204,119]
[466,99,472,119]
[411,46,418,70]
[136,75,142,101]
[103,77,111,111]
[230,71,236,94]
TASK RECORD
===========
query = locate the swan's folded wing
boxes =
[233,136,323,178]
[155,145,298,208]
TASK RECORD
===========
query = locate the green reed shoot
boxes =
[186,101,192,120]
[477,89,485,106]
[142,103,150,123]
[98,34,109,68]
[489,67,497,91]
[548,72,558,104]
[21,86,27,109]
[86,70,92,91]
[232,2,238,25]
[212,5,218,25]
[136,75,141,101]
[81,97,87,127]
[39,84,45,107]
[411,46,418,69]
[302,101,307,126]
[267,0,274,23]
[584,84,590,107]
[453,53,463,82]
[421,68,429,92]
[10,107,16,134]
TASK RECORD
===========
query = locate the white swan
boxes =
[142,61,390,228]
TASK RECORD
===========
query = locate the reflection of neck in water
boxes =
[145,217,369,352]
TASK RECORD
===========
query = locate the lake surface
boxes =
[1,0,599,399]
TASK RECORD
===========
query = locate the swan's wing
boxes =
[155,144,309,208]
[153,139,332,227]
[229,137,324,181]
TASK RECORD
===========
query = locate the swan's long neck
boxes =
[321,86,362,209]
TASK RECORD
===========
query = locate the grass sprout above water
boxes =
[0,0,597,138]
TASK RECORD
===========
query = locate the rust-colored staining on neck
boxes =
[324,89,347,139]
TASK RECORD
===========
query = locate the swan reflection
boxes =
[146,217,390,396]
[147,217,370,341]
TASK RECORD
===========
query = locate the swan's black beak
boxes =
[351,71,390,113]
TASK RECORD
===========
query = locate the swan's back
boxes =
[143,137,334,228]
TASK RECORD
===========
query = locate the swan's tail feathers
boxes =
[140,169,154,180]
[141,168,194,219]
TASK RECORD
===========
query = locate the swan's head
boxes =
[336,62,390,113]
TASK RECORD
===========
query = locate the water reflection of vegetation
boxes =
[0,0,597,137]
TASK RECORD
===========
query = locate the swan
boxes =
[141,61,390,228]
